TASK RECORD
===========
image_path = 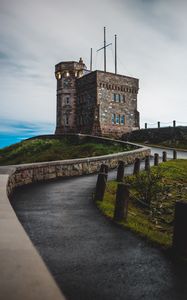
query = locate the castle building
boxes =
[55,58,139,137]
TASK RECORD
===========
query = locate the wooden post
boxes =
[133,158,140,175]
[173,120,176,128]
[117,160,125,182]
[145,123,147,129]
[162,151,167,162]
[94,172,107,201]
[154,153,159,166]
[100,164,108,174]
[145,155,150,172]
[113,183,129,222]
[158,121,160,128]
[173,149,177,160]
[173,201,187,257]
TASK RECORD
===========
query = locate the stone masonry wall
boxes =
[7,144,150,196]
[76,71,100,134]
[75,70,140,137]
[97,71,139,137]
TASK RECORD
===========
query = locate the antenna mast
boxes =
[115,34,117,74]
[104,27,106,72]
[97,27,112,72]
[90,48,93,71]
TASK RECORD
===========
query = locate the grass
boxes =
[141,142,187,151]
[97,160,187,249]
[0,135,135,165]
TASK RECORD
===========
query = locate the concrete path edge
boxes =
[0,174,66,300]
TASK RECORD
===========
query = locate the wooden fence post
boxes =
[173,120,176,128]
[113,183,129,222]
[94,172,107,201]
[173,201,187,257]
[117,160,125,182]
[133,158,140,175]
[145,123,147,129]
[145,155,150,172]
[158,121,160,128]
[162,151,167,162]
[173,149,177,160]
[100,164,108,174]
[154,153,159,166]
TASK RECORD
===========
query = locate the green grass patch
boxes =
[0,135,135,165]
[97,160,187,248]
[141,142,187,151]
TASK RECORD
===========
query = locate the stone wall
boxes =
[7,145,150,196]
[74,70,140,137]
[97,71,139,137]
[76,71,99,134]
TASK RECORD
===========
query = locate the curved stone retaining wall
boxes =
[7,146,150,196]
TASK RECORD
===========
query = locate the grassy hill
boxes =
[97,159,187,249]
[0,135,136,166]
[122,126,187,149]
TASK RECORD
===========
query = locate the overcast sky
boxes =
[0,0,187,130]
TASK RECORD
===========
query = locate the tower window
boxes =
[116,115,119,124]
[115,94,120,102]
[66,97,70,105]
[121,95,125,102]
[64,71,70,77]
[56,72,62,80]
[64,115,69,125]
[112,93,124,102]
[121,115,125,125]
[112,113,115,124]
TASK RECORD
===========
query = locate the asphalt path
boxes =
[11,160,187,300]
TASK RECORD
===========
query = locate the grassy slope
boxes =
[0,136,134,165]
[141,143,187,151]
[97,160,187,249]
[122,127,187,150]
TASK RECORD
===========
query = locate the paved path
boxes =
[11,165,187,300]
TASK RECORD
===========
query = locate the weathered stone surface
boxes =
[7,144,150,196]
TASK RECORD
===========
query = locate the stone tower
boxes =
[55,58,86,134]
[55,58,139,137]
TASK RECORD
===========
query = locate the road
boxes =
[11,158,187,300]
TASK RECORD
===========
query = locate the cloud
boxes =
[0,117,54,135]
[0,0,186,129]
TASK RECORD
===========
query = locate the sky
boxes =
[0,0,187,135]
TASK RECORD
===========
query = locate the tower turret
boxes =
[55,59,86,134]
